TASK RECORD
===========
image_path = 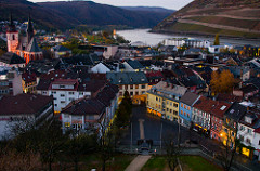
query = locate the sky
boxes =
[29,0,194,10]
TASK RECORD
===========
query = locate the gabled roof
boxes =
[126,60,144,69]
[26,37,42,53]
[0,52,25,65]
[180,92,200,106]
[225,102,247,121]
[106,71,148,85]
[22,72,37,83]
[54,45,70,52]
[0,94,53,116]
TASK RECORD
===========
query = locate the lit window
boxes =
[65,122,70,128]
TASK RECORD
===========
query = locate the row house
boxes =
[192,96,231,137]
[222,103,247,147]
[37,78,107,114]
[61,84,119,135]
[106,71,149,104]
[237,109,260,160]
[0,94,53,140]
[179,92,200,128]
[22,72,37,93]
[146,81,187,120]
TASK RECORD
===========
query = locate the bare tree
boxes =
[217,129,238,171]
[164,133,182,171]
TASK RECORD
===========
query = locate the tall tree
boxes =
[213,34,220,45]
[210,70,220,95]
[219,69,235,93]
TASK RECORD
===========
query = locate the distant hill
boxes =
[119,6,174,13]
[0,0,173,30]
[154,0,260,39]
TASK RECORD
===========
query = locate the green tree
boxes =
[213,34,220,45]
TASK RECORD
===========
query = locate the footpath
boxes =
[125,155,151,171]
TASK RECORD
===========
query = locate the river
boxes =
[117,29,260,47]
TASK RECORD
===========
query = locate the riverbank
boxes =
[117,29,260,46]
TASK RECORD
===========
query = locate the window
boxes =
[136,92,139,95]
[187,114,190,118]
[60,85,65,89]
[130,92,133,96]
[52,91,56,94]
[79,92,83,95]
[181,103,183,107]
[54,104,57,106]
[61,101,65,104]
[53,97,57,100]
[247,129,252,134]
[259,140,260,145]
[130,84,133,89]
[69,97,75,101]
[181,110,183,114]
[65,122,70,128]
[226,118,230,124]
[156,97,158,101]
[174,111,178,115]
[170,102,172,106]
[188,106,191,110]
[174,104,178,108]
[119,85,122,89]
[142,91,145,94]
[184,105,186,109]
[61,94,65,97]
[170,109,172,113]
[159,98,161,102]
[135,84,139,89]
[167,108,169,111]
[68,92,74,95]
[224,128,227,133]
[142,84,145,89]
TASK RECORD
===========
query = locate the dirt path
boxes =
[125,155,151,171]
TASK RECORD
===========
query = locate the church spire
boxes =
[27,12,34,43]
[9,13,16,31]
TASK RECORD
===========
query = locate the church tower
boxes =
[6,13,18,53]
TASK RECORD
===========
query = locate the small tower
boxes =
[6,13,18,53]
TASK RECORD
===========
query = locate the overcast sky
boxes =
[29,0,193,10]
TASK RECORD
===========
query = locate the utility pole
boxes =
[130,122,132,153]
[160,121,162,149]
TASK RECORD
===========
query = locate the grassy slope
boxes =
[142,156,221,171]
[186,16,260,30]
[165,23,260,39]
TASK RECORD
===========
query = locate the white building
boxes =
[237,113,260,161]
[164,38,210,49]
[61,84,119,135]
[37,78,107,114]
[0,94,53,140]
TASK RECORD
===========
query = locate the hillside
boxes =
[119,6,174,13]
[39,1,172,28]
[0,0,173,30]
[154,0,260,39]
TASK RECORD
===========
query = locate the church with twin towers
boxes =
[6,13,43,64]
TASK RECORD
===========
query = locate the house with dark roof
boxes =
[51,44,71,58]
[106,71,148,104]
[222,103,247,146]
[179,92,200,128]
[61,84,118,135]
[123,60,144,71]
[0,52,25,68]
[0,94,53,140]
[22,72,37,93]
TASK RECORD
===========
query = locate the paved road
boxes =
[121,106,194,146]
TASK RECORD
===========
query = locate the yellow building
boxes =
[146,81,187,120]
[165,99,179,121]
[22,73,37,93]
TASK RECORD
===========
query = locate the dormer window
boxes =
[119,78,122,83]
[130,78,133,82]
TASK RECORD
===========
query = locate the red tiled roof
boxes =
[22,73,37,83]
[0,94,53,116]
[194,96,232,118]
